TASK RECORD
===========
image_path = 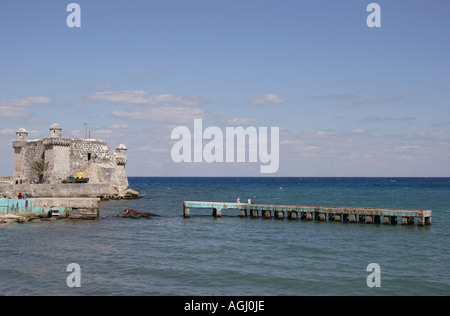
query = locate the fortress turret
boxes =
[115,144,127,165]
[49,123,62,138]
[16,128,28,141]
[12,128,29,182]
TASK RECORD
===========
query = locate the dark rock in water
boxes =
[121,214,141,219]
[139,212,159,218]
[41,218,56,221]
[118,209,160,219]
[68,215,97,220]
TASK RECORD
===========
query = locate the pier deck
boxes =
[183,201,432,226]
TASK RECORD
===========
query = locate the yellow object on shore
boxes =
[76,172,83,179]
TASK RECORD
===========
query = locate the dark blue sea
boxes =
[1,177,449,296]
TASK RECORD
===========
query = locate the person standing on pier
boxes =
[248,197,252,204]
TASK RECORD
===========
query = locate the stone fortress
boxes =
[1,124,138,199]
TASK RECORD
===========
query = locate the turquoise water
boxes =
[1,177,449,296]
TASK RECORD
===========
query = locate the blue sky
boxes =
[1,0,449,176]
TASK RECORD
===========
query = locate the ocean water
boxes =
[0,177,449,296]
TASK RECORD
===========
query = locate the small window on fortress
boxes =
[87,153,92,160]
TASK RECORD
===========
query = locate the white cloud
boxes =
[394,145,420,151]
[396,154,415,161]
[351,128,366,134]
[0,128,16,136]
[0,96,54,122]
[283,129,337,138]
[312,92,410,108]
[68,123,132,139]
[417,130,445,137]
[112,105,208,123]
[108,123,131,129]
[250,94,290,105]
[0,105,32,119]
[216,118,260,126]
[85,90,206,106]
[359,116,415,123]
[81,83,113,90]
[0,96,52,107]
[134,145,169,154]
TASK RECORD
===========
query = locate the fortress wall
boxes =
[1,183,113,198]
[83,161,103,183]
[68,139,128,186]
[13,145,25,180]
[110,164,129,188]
[13,140,45,182]
[71,139,115,166]
[0,184,8,193]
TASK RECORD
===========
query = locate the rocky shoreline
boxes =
[0,213,100,226]
[0,213,40,226]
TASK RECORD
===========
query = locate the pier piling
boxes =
[390,216,398,225]
[276,210,284,219]
[212,208,222,218]
[183,202,190,218]
[317,213,326,221]
[288,210,298,220]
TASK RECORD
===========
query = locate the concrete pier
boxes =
[1,198,100,218]
[183,201,432,227]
